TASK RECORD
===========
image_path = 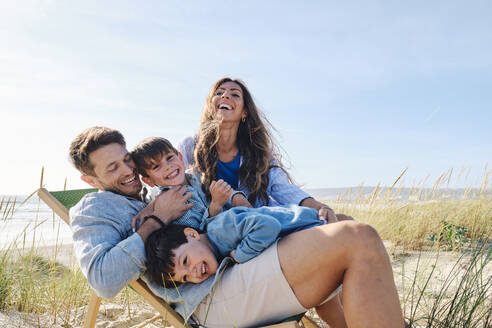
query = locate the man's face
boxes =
[171,228,218,284]
[82,143,142,198]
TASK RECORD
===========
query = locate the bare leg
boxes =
[316,294,347,328]
[277,221,404,328]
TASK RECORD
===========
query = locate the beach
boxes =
[1,192,490,327]
[1,242,490,328]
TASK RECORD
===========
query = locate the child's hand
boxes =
[319,206,338,224]
[210,179,233,207]
[209,179,233,216]
[229,250,239,263]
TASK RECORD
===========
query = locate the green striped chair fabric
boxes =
[50,188,98,210]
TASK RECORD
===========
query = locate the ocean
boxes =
[0,193,72,249]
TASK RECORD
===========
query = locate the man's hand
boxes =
[131,186,193,230]
[153,186,194,223]
[209,180,233,216]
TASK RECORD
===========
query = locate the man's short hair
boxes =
[145,224,191,288]
[131,137,179,177]
[69,126,126,175]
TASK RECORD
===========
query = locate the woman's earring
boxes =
[242,117,246,123]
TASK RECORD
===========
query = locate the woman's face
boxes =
[211,81,246,123]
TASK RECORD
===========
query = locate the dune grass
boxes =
[335,198,490,250]
[0,192,92,326]
[0,236,146,327]
[0,168,490,327]
[0,194,156,327]
[394,241,491,328]
[332,169,491,250]
[325,169,491,327]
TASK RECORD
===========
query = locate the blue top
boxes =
[202,205,322,263]
[216,151,240,189]
[178,137,312,207]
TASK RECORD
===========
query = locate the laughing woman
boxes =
[180,77,349,223]
[178,78,403,327]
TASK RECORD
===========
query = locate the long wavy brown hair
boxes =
[194,77,290,205]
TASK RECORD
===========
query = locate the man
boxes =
[69,126,404,327]
[69,127,205,319]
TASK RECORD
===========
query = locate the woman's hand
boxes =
[209,179,233,216]
[335,213,354,221]
[300,197,339,223]
[318,206,338,224]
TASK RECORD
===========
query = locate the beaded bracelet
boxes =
[143,215,167,229]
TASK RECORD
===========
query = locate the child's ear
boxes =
[81,175,100,189]
[183,227,200,240]
[177,152,183,161]
[142,176,155,187]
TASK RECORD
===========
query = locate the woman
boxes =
[178,78,404,327]
[180,77,345,223]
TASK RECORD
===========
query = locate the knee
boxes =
[340,221,385,254]
[352,221,381,242]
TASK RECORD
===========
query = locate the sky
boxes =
[1,0,491,196]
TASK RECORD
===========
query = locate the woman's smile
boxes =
[218,103,233,110]
[212,81,245,122]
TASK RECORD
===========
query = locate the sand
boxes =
[0,303,170,328]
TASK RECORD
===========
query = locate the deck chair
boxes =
[38,187,319,328]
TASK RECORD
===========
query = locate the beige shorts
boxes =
[192,241,306,327]
[192,241,342,327]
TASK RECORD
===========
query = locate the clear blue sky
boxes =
[1,0,491,195]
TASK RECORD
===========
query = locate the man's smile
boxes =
[121,173,138,186]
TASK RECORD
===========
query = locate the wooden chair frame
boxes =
[38,187,316,328]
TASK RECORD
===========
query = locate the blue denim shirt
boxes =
[178,136,312,207]
[69,190,232,322]
[203,205,321,263]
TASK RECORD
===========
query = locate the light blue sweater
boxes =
[202,205,322,263]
